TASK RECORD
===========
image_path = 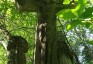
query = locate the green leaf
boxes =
[67,24,72,30]
[72,0,87,17]
[63,0,70,4]
[80,6,93,19]
[57,0,87,19]
[85,22,91,28]
[57,9,76,20]
[86,40,93,45]
[63,10,76,19]
[66,19,81,31]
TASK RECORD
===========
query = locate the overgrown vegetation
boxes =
[0,0,93,64]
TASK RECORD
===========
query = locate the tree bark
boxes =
[34,3,58,64]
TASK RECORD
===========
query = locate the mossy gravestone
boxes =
[7,36,28,64]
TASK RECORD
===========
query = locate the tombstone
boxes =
[7,36,28,64]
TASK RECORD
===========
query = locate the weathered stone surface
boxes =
[15,0,38,12]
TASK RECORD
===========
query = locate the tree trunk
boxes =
[34,3,58,64]
[34,2,78,64]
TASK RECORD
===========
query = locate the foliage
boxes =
[0,0,36,64]
[0,0,93,64]
[56,0,93,64]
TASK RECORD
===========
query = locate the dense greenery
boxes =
[0,0,93,64]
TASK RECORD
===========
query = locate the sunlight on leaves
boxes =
[66,19,81,31]
[67,24,71,30]
[57,9,76,19]
[72,0,87,17]
[6,9,11,16]
[63,0,70,4]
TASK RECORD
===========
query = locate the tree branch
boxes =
[56,3,77,13]
[10,27,35,32]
